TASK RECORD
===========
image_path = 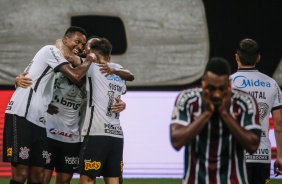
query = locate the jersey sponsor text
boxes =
[232,76,271,88]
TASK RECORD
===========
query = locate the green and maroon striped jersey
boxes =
[171,87,261,184]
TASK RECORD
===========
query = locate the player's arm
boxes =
[170,88,214,151]
[99,63,135,81]
[272,108,282,176]
[111,98,126,113]
[58,53,97,84]
[170,111,212,151]
[15,71,32,88]
[55,39,82,67]
[220,110,260,154]
[219,86,260,154]
[47,103,59,115]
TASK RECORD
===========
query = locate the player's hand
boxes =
[86,53,98,63]
[111,98,126,113]
[15,72,32,88]
[219,84,231,114]
[274,159,282,177]
[202,86,214,113]
[99,63,116,77]
[47,104,59,115]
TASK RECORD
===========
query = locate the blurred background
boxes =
[0,0,282,180]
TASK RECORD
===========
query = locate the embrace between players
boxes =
[3,26,133,184]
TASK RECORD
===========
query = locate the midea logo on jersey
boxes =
[49,128,73,138]
[232,76,271,88]
[54,95,80,110]
[107,74,122,82]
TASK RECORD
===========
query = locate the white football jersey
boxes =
[230,68,282,163]
[81,62,126,138]
[46,72,87,143]
[6,45,69,127]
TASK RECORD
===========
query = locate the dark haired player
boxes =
[170,57,261,184]
[231,38,282,184]
[2,26,97,184]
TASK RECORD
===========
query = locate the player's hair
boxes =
[89,37,112,59]
[237,38,259,66]
[64,26,87,38]
[204,57,231,76]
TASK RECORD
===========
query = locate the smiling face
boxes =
[202,71,230,106]
[63,31,86,55]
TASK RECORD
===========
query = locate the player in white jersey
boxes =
[15,38,134,184]
[230,38,282,184]
[2,26,97,184]
[78,37,127,184]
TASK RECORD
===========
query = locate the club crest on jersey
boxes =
[79,88,87,99]
[19,147,30,159]
[258,102,269,122]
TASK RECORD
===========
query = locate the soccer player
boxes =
[15,38,134,184]
[79,37,127,184]
[230,38,282,183]
[2,26,97,184]
[43,39,133,184]
[170,57,261,184]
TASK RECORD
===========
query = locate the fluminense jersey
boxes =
[171,87,261,184]
[81,62,126,138]
[230,68,282,164]
[46,72,87,143]
[6,45,68,128]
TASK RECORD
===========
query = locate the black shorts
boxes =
[44,138,81,174]
[79,135,124,178]
[246,162,270,184]
[2,113,47,167]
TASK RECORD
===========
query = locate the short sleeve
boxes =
[43,45,69,72]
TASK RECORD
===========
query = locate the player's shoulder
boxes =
[39,45,61,55]
[109,62,123,69]
[232,88,256,102]
[176,86,202,100]
[41,45,58,50]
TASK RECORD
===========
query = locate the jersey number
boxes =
[106,91,120,119]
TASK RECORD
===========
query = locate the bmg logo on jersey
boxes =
[232,76,271,88]
[54,95,81,110]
